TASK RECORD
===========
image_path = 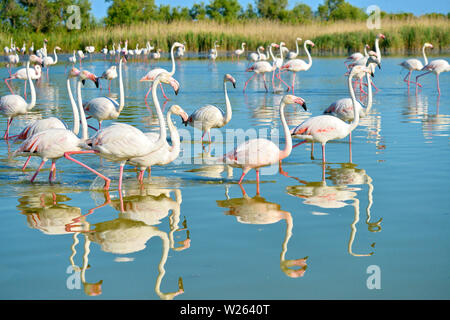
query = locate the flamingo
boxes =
[344,45,369,70]
[232,42,246,62]
[140,42,184,103]
[399,43,433,89]
[7,52,19,75]
[247,46,265,64]
[151,48,162,60]
[101,45,108,59]
[184,74,236,144]
[415,59,450,95]
[43,46,61,78]
[99,65,118,93]
[29,42,34,54]
[279,40,315,94]
[77,50,85,67]
[68,51,77,65]
[286,38,302,60]
[20,42,26,56]
[128,104,189,183]
[0,56,41,140]
[291,65,373,163]
[12,69,109,186]
[208,41,219,62]
[83,57,124,130]
[81,72,180,191]
[175,43,186,59]
[85,45,95,59]
[222,95,307,194]
[4,63,42,98]
[109,44,116,61]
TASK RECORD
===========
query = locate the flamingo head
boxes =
[68,67,81,78]
[55,46,61,51]
[271,43,280,48]
[80,70,99,88]
[365,44,371,49]
[157,72,180,95]
[282,95,307,111]
[377,33,386,40]
[44,39,48,43]
[170,104,189,124]
[424,42,433,49]
[224,74,236,88]
[305,40,315,47]
[173,41,184,49]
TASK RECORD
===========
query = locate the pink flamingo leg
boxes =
[22,156,31,171]
[322,144,326,163]
[30,159,46,183]
[404,70,412,87]
[276,72,290,91]
[436,73,441,95]
[238,171,247,184]
[24,80,27,100]
[108,80,111,93]
[49,160,56,182]
[138,170,144,183]
[64,150,111,190]
[118,163,125,190]
[292,140,307,149]
[4,78,14,94]
[243,73,257,92]
[3,118,13,140]
[147,167,151,179]
[144,86,152,105]
[349,132,352,163]
[256,169,260,195]
[291,73,296,95]
[160,83,168,100]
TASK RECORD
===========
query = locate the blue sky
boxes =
[90,0,449,19]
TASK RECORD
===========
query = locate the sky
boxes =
[90,0,449,19]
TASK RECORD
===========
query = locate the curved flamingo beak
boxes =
[169,78,180,95]
[295,97,307,111]
[180,111,189,124]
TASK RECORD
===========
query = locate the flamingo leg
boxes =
[144,86,152,105]
[436,73,441,95]
[118,162,125,191]
[262,74,268,92]
[108,80,111,93]
[3,118,13,140]
[349,132,352,163]
[311,142,314,160]
[49,160,56,182]
[403,70,412,87]
[138,169,145,183]
[238,171,247,184]
[322,144,326,163]
[64,150,111,190]
[243,73,257,92]
[147,167,151,179]
[24,80,27,100]
[22,156,31,171]
[30,159,46,183]
[160,83,168,100]
[291,73,296,95]
[276,72,290,91]
[4,78,14,94]
[292,140,307,149]
[256,169,260,195]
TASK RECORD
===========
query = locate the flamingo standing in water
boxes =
[399,43,433,89]
[43,46,61,79]
[344,45,369,70]
[208,41,219,63]
[184,74,236,144]
[7,52,19,75]
[223,95,307,195]
[232,42,246,62]
[290,65,373,163]
[279,40,315,95]
[140,42,184,103]
[12,70,109,186]
[415,59,450,95]
[82,72,180,191]
[287,38,302,60]
[0,56,41,140]
[128,104,189,183]
[5,63,42,98]
[83,57,125,131]
[99,65,118,93]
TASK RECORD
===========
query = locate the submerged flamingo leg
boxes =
[22,156,31,171]
[291,73,296,95]
[436,74,441,95]
[144,86,152,105]
[276,72,290,91]
[403,70,412,87]
[64,150,111,190]
[415,71,432,91]
[243,73,257,92]
[3,118,13,140]
[30,159,46,183]
[262,74,268,92]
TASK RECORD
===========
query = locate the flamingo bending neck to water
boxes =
[291,65,374,163]
[223,95,307,195]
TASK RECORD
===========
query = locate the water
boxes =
[0,56,449,300]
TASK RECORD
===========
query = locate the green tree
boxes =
[257,0,288,20]
[329,2,366,20]
[189,2,207,20]
[239,3,258,20]
[105,0,156,25]
[291,3,313,22]
[206,0,242,21]
[0,0,27,29]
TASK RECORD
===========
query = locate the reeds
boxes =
[1,17,449,56]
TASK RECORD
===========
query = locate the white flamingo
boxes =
[5,63,42,98]
[43,46,61,78]
[399,43,433,88]
[208,41,219,62]
[0,56,41,140]
[128,104,189,183]
[287,37,302,60]
[415,59,450,95]
[290,65,373,163]
[99,65,118,93]
[279,40,315,94]
[232,42,246,62]
[140,42,184,103]
[222,95,307,194]
[247,46,265,64]
[184,74,236,144]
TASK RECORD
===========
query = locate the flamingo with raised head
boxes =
[7,52,19,75]
[232,42,246,62]
[208,41,219,62]
[5,63,42,98]
[140,42,184,103]
[248,46,265,64]
[344,45,370,70]
[415,59,450,95]
[43,46,61,78]
[81,72,180,191]
[128,105,189,183]
[279,40,315,95]
[0,56,41,140]
[12,70,109,186]
[184,74,236,144]
[83,57,124,131]
[287,38,302,60]
[223,95,307,195]
[291,65,373,163]
[399,43,433,88]
[99,65,118,93]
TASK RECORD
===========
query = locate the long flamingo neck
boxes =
[422,44,429,66]
[154,232,171,300]
[304,43,312,69]
[348,73,360,132]
[280,214,293,262]
[295,40,300,55]
[169,44,177,75]
[365,71,373,112]
[278,101,292,160]
[152,78,167,150]
[26,62,36,110]
[166,111,181,162]
[77,79,89,141]
[375,38,381,62]
[53,49,58,64]
[118,58,125,111]
[223,80,232,125]
[269,46,276,61]
[67,77,80,135]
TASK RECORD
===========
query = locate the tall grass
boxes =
[1,17,449,56]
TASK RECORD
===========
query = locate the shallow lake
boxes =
[0,54,449,299]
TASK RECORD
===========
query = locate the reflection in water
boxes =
[217,188,308,278]
[286,163,382,257]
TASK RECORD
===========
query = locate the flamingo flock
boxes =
[0,35,448,199]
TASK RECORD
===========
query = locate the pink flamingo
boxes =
[99,65,117,93]
[82,72,179,191]
[140,42,184,103]
[399,43,433,89]
[232,42,246,62]
[184,74,236,144]
[42,46,61,79]
[4,63,42,99]
[128,104,189,183]
[344,45,370,70]
[12,70,110,187]
[223,95,307,195]
[415,59,450,95]
[0,56,41,140]
[291,65,373,163]
[279,40,315,95]
[83,57,124,131]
